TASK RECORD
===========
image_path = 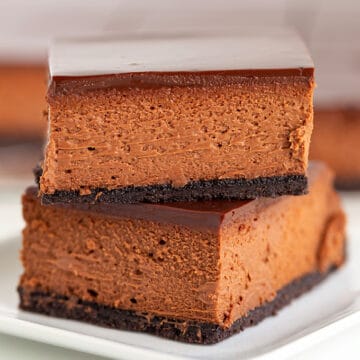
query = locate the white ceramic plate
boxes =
[0,188,359,360]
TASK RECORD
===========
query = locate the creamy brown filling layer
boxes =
[21,162,346,327]
[217,163,345,326]
[311,108,360,183]
[40,75,314,194]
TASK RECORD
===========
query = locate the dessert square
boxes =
[19,162,346,344]
[40,29,314,204]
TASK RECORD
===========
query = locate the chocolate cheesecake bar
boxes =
[19,162,346,344]
[40,29,314,204]
[311,108,360,189]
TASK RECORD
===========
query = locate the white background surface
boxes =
[0,325,359,360]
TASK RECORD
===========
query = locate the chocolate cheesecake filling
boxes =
[40,31,314,203]
[41,74,313,202]
[19,162,346,343]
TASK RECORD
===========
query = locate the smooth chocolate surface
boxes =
[18,268,336,344]
[30,187,249,233]
[50,71,314,94]
[34,169,307,231]
[50,29,313,77]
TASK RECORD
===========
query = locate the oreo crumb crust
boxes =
[19,268,335,344]
[37,170,308,205]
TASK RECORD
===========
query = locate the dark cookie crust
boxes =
[18,268,334,344]
[39,174,308,205]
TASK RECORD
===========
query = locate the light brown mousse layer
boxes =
[0,65,46,139]
[40,72,314,195]
[311,108,360,188]
[20,162,345,327]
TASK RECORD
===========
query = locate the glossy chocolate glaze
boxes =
[50,30,313,78]
[27,186,252,231]
[49,69,314,95]
[30,163,321,231]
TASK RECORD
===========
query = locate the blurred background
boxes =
[0,0,359,189]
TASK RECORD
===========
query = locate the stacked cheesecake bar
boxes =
[19,29,346,344]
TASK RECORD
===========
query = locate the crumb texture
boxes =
[40,174,308,205]
[18,269,336,344]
